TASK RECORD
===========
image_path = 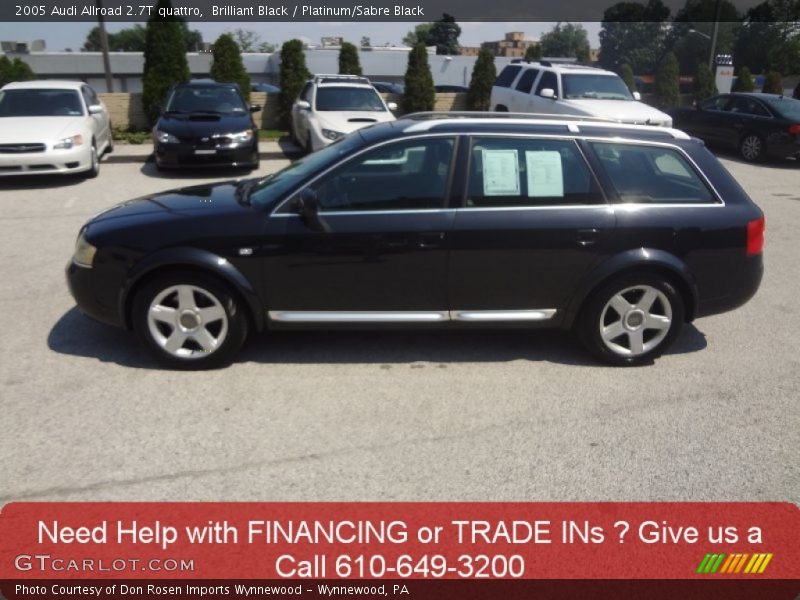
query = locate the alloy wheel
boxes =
[599,285,672,357]
[741,135,762,161]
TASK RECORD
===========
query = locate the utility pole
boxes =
[708,0,722,69]
[96,0,114,92]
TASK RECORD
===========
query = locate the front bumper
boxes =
[155,141,259,169]
[65,259,125,328]
[0,145,92,176]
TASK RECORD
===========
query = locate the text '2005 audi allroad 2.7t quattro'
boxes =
[66,113,764,369]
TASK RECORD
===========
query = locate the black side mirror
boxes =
[296,188,330,232]
[250,104,262,113]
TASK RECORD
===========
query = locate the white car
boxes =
[490,61,672,127]
[291,75,397,152]
[0,80,112,178]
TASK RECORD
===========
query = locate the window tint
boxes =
[466,138,603,207]
[728,97,770,117]
[591,143,716,204]
[315,87,386,112]
[562,74,632,100]
[309,138,455,212]
[0,89,84,117]
[536,71,559,96]
[494,66,523,88]
[515,69,539,94]
[699,95,730,111]
[299,83,313,102]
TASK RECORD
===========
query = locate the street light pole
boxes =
[96,0,114,92]
[708,0,723,70]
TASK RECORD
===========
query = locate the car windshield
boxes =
[764,96,800,120]
[165,85,248,114]
[562,74,633,100]
[249,134,364,208]
[315,87,386,111]
[0,89,84,117]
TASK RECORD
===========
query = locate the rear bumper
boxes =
[155,142,259,169]
[767,135,800,159]
[0,146,92,176]
[696,255,763,318]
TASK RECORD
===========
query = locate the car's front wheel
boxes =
[132,274,248,369]
[85,142,100,178]
[578,273,684,366]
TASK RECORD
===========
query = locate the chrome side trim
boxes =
[268,311,449,323]
[450,309,557,322]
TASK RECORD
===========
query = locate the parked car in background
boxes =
[371,81,404,94]
[670,93,800,162]
[67,113,763,369]
[490,61,673,127]
[435,85,469,93]
[252,83,281,94]
[291,75,397,152]
[153,80,261,171]
[0,80,111,178]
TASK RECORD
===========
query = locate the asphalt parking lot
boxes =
[0,152,797,505]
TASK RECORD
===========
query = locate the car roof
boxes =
[2,80,87,90]
[730,92,789,100]
[177,79,241,89]
[312,74,374,88]
[508,62,616,76]
[359,112,691,143]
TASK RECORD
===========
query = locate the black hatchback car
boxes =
[67,113,764,369]
[153,80,261,170]
[670,92,800,162]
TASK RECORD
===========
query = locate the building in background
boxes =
[481,32,539,58]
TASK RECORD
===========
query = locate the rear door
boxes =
[510,68,539,112]
[528,70,560,114]
[447,135,615,320]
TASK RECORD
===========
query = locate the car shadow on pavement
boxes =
[0,173,87,190]
[714,149,799,170]
[139,162,258,180]
[48,307,708,369]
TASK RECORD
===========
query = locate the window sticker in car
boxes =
[481,149,520,196]
[525,151,564,198]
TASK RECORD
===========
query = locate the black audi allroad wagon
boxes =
[67,113,764,369]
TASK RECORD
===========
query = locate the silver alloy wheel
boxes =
[741,135,762,161]
[91,145,98,171]
[147,284,229,359]
[599,285,672,357]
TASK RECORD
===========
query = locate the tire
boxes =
[85,142,100,178]
[495,105,509,112]
[132,273,248,370]
[578,273,684,366]
[105,124,114,155]
[739,132,765,162]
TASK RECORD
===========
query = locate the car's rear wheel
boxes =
[132,274,248,369]
[740,133,765,162]
[578,273,684,366]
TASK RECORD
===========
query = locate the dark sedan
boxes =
[154,80,261,170]
[670,92,800,162]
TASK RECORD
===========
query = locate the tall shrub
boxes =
[278,39,310,130]
[619,63,635,93]
[210,34,251,99]
[338,42,362,75]
[403,43,435,113]
[654,52,680,108]
[693,63,718,101]
[762,71,783,94]
[0,56,35,87]
[467,47,496,111]
[733,66,755,92]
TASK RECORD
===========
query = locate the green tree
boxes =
[403,42,435,113]
[693,62,717,101]
[467,47,496,111]
[428,13,461,55]
[654,51,680,107]
[83,23,200,52]
[540,23,591,62]
[403,23,432,47]
[599,0,671,74]
[338,42,363,75]
[278,39,311,130]
[142,0,191,126]
[762,71,784,94]
[210,34,251,99]
[0,56,35,87]
[733,0,800,75]
[524,44,542,61]
[732,66,755,92]
[669,0,739,74]
[227,28,260,52]
[360,36,371,48]
[619,63,636,93]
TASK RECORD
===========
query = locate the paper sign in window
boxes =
[526,151,564,197]
[481,149,520,196]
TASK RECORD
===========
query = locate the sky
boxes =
[0,21,603,52]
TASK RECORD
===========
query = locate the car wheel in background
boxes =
[132,273,248,370]
[578,273,684,366]
[739,133,765,162]
[85,142,100,178]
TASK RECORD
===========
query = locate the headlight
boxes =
[230,129,254,143]
[322,129,344,141]
[155,130,179,144]
[54,135,84,150]
[73,232,97,268]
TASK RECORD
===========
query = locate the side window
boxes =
[466,137,603,207]
[729,97,770,117]
[700,95,729,111]
[494,66,523,88]
[535,71,559,97]
[515,69,539,94]
[591,142,717,204]
[299,83,312,102]
[309,138,455,212]
[81,87,93,111]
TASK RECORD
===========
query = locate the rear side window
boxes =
[466,137,603,207]
[536,71,559,96]
[515,69,539,94]
[494,66,523,88]
[591,143,717,204]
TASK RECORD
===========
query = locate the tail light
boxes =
[747,216,765,256]
[789,124,800,135]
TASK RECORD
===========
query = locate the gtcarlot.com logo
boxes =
[697,552,773,574]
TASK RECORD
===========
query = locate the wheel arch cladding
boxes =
[562,248,698,329]
[119,248,265,332]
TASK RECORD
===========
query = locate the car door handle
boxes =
[576,228,599,247]
[417,232,445,249]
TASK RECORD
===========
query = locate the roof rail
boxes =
[312,74,371,84]
[403,111,620,123]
